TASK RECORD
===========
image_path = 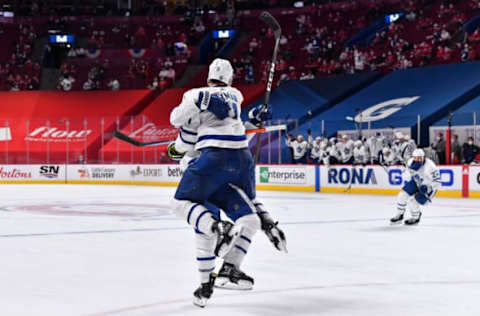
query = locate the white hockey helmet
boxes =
[412,148,425,157]
[412,148,425,161]
[354,140,362,147]
[382,147,391,155]
[207,58,234,85]
[395,131,404,139]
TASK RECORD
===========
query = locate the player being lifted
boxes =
[169,58,286,307]
[390,148,441,225]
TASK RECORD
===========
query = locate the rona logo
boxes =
[260,167,269,183]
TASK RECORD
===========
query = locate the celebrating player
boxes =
[169,58,286,307]
[390,148,441,225]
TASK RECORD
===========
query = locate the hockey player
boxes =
[286,134,308,164]
[366,133,385,164]
[393,132,416,165]
[340,134,354,164]
[379,147,395,166]
[310,136,323,164]
[390,148,441,225]
[169,58,286,307]
[353,140,368,165]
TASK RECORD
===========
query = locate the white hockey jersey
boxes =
[399,141,416,164]
[310,142,322,160]
[353,145,368,164]
[379,147,395,166]
[340,140,354,163]
[286,139,308,160]
[170,86,247,150]
[404,158,441,192]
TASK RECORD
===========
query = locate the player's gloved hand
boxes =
[207,94,230,120]
[419,184,432,195]
[258,213,287,253]
[248,104,273,126]
[167,142,185,161]
[196,91,231,120]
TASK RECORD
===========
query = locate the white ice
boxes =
[1,184,479,316]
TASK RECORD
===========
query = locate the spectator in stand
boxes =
[468,28,480,42]
[300,70,315,80]
[461,43,476,62]
[245,65,254,84]
[451,134,462,163]
[463,136,479,164]
[107,79,120,91]
[58,75,75,91]
[432,132,446,164]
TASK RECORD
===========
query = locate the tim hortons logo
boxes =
[129,123,177,140]
[0,167,32,179]
[25,126,92,142]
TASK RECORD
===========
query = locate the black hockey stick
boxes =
[114,125,287,147]
[113,130,172,147]
[254,11,282,163]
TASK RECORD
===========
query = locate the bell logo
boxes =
[354,96,420,122]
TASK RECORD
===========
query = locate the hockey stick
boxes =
[113,124,287,147]
[343,164,355,193]
[254,11,282,163]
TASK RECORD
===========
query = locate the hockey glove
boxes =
[258,213,287,253]
[248,104,273,126]
[167,142,185,161]
[419,184,433,196]
[196,92,230,120]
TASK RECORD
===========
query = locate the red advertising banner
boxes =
[0,85,265,164]
[0,90,153,163]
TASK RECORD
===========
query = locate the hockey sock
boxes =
[223,213,260,268]
[395,190,409,216]
[171,199,216,236]
[195,232,216,284]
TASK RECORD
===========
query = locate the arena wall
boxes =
[1,164,478,198]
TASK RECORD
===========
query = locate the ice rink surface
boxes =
[1,184,479,316]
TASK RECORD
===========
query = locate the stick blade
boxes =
[260,11,281,37]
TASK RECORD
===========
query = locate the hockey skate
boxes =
[212,221,243,258]
[390,213,404,225]
[215,262,254,290]
[193,273,216,308]
[404,212,422,225]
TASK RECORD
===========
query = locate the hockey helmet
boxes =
[208,58,233,85]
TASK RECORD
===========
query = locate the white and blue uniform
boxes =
[394,156,441,222]
[170,59,262,287]
[286,138,308,163]
[171,86,247,150]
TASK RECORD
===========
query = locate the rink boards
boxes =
[0,164,479,198]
